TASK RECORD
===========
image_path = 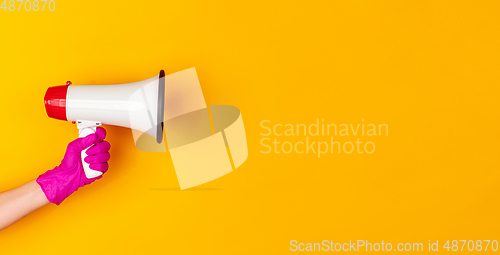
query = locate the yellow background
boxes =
[1,0,499,254]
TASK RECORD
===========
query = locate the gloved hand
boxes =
[36,127,110,205]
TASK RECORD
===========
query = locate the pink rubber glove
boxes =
[36,127,110,205]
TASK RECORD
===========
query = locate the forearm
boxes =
[0,180,49,230]
[0,127,109,231]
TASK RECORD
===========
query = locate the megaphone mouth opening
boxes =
[156,70,165,144]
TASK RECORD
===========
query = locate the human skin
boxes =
[0,127,110,231]
[0,180,49,231]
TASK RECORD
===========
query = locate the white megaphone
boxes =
[44,70,165,179]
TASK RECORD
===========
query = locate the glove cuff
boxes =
[36,167,78,205]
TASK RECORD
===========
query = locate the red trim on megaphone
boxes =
[44,85,68,121]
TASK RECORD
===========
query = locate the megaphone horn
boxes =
[44,70,166,178]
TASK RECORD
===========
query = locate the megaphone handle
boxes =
[79,127,103,179]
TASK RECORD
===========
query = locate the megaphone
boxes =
[44,70,165,179]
